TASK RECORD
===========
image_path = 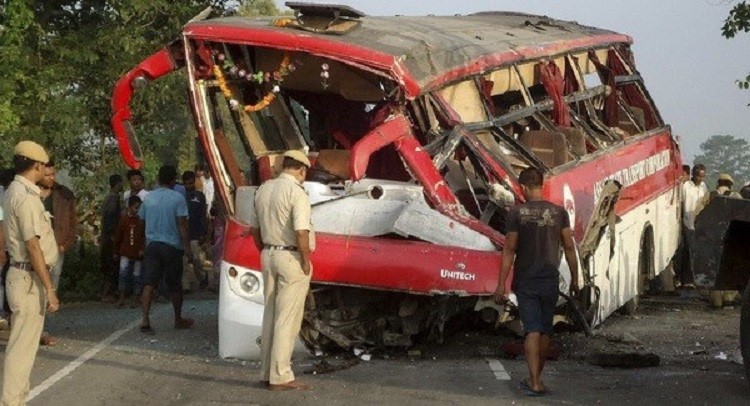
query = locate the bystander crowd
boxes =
[138,165,193,335]
[113,195,146,307]
[99,174,124,302]
[38,160,77,347]
[679,164,708,288]
[123,169,148,204]
[182,171,209,291]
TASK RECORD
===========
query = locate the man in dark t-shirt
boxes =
[99,174,124,301]
[494,167,579,396]
[182,171,208,289]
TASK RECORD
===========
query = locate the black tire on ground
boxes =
[620,276,645,316]
[741,280,750,384]
[622,229,653,315]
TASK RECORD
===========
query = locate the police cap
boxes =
[14,140,49,164]
[283,150,311,168]
[718,173,734,183]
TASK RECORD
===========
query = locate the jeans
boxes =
[679,227,696,285]
[119,258,143,295]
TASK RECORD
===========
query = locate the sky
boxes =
[273,0,750,164]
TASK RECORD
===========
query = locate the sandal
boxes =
[269,380,311,391]
[40,334,58,346]
[519,380,544,397]
[174,318,194,330]
[139,325,155,335]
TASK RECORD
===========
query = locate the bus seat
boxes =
[518,130,569,168]
[256,154,285,182]
[558,127,586,158]
[312,149,350,180]
[618,105,645,137]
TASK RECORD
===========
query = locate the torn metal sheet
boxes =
[236,180,495,251]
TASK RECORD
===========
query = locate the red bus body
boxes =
[111,8,682,354]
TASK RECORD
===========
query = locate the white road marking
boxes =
[28,318,141,401]
[485,358,511,380]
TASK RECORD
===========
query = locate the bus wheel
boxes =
[741,280,750,385]
[621,278,642,315]
[622,228,653,315]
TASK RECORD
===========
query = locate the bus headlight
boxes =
[239,272,260,294]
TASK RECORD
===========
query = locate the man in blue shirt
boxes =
[138,165,193,334]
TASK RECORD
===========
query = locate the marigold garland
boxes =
[213,52,293,113]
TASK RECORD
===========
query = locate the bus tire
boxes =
[621,270,644,315]
[623,228,653,315]
[741,280,750,385]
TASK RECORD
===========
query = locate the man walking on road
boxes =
[181,171,209,290]
[679,164,708,288]
[99,174,124,302]
[2,141,61,406]
[138,165,193,335]
[494,167,579,397]
[38,160,76,346]
[246,150,314,391]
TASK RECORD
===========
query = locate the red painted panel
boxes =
[544,131,683,241]
[111,48,179,169]
[223,217,505,295]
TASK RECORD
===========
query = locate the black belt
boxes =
[264,245,298,252]
[11,262,50,272]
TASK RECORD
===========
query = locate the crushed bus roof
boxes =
[185,12,630,92]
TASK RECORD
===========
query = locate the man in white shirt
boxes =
[679,164,708,288]
[123,169,149,206]
[194,165,214,217]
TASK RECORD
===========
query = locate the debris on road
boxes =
[587,352,660,368]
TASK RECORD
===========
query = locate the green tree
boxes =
[723,1,750,89]
[693,135,750,188]
[238,0,283,16]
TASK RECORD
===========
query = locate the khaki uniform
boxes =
[250,173,315,385]
[2,175,58,406]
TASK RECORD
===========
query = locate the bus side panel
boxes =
[222,218,504,295]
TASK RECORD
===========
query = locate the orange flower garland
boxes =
[213,52,293,113]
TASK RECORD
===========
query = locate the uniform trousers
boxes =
[259,249,311,385]
[1,267,46,406]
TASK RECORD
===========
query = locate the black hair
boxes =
[109,174,123,188]
[717,179,733,188]
[692,164,706,175]
[126,169,144,181]
[282,157,306,170]
[682,165,690,174]
[13,155,37,174]
[518,167,544,188]
[194,163,205,171]
[741,184,750,200]
[182,170,196,183]
[45,159,55,168]
[158,165,177,185]
[127,195,142,207]
[0,168,14,188]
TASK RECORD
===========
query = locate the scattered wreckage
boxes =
[694,195,750,382]
[110,3,683,358]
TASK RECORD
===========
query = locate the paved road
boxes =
[0,295,747,405]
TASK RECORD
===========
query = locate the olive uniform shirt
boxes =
[2,175,59,266]
[249,173,315,250]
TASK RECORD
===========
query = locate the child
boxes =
[113,195,145,307]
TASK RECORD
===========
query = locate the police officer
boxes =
[2,141,60,406]
[246,150,314,391]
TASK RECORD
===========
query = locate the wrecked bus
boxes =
[110,3,683,358]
